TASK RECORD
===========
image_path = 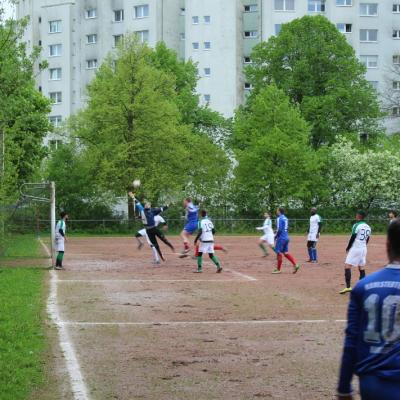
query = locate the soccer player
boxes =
[135,214,168,264]
[272,207,301,274]
[180,198,199,256]
[307,207,322,263]
[337,219,400,400]
[388,210,398,224]
[55,211,68,270]
[128,192,175,262]
[256,212,275,257]
[194,210,222,273]
[340,211,371,295]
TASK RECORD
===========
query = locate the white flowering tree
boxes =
[328,140,400,210]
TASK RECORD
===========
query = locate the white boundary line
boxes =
[48,269,90,400]
[38,238,51,258]
[226,269,258,281]
[60,319,346,327]
[57,279,248,283]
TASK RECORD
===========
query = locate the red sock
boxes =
[284,253,296,266]
[277,254,283,270]
[184,242,189,250]
[194,244,199,257]
[214,245,223,251]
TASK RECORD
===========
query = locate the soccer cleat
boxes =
[272,269,281,274]
[262,253,269,258]
[293,264,301,274]
[179,253,189,259]
[55,266,64,270]
[306,259,313,263]
[339,287,352,294]
[152,260,161,265]
[194,269,202,273]
[311,260,318,264]
[216,267,223,273]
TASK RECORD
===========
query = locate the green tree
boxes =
[71,36,229,204]
[247,15,382,147]
[231,85,323,213]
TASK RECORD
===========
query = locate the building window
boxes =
[204,94,211,103]
[86,34,97,44]
[86,59,98,69]
[204,67,211,76]
[49,44,62,57]
[49,68,61,80]
[192,42,199,50]
[360,55,378,68]
[204,15,211,24]
[394,4,400,13]
[204,41,211,50]
[180,33,185,40]
[244,82,253,90]
[135,4,149,18]
[135,30,149,43]
[85,9,97,19]
[49,115,62,127]
[360,29,378,42]
[392,106,400,116]
[393,30,400,39]
[360,3,378,16]
[192,16,199,24]
[337,23,352,33]
[308,0,325,12]
[275,24,282,35]
[49,20,61,33]
[244,56,252,64]
[114,9,124,22]
[244,30,258,38]
[336,0,352,5]
[114,34,123,47]
[368,81,379,90]
[49,91,62,104]
[244,4,258,12]
[393,81,400,90]
[49,139,62,150]
[274,0,295,11]
[393,55,400,64]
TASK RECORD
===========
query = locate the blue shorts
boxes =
[360,375,400,400]
[275,238,289,254]
[184,222,198,234]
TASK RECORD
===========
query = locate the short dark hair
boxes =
[357,210,367,219]
[60,211,67,218]
[185,197,192,202]
[390,210,398,218]
[278,206,285,214]
[200,210,207,218]
[388,219,400,260]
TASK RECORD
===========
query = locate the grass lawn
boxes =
[0,236,47,400]
[1,234,45,259]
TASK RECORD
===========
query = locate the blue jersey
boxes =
[338,264,400,395]
[186,202,199,224]
[276,215,289,241]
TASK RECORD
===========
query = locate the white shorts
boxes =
[261,233,275,246]
[199,242,214,254]
[137,229,152,246]
[307,233,319,242]
[55,234,65,252]
[345,247,367,267]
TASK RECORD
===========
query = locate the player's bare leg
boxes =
[340,264,353,294]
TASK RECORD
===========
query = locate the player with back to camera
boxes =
[272,207,301,274]
[256,211,275,257]
[194,210,222,273]
[306,207,322,263]
[55,211,68,270]
[340,211,371,294]
[337,219,400,400]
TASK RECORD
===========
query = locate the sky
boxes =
[2,1,15,19]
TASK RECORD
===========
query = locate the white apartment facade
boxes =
[17,0,400,145]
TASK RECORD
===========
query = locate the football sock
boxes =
[56,251,64,267]
[210,255,220,268]
[194,244,199,257]
[312,248,318,261]
[197,254,203,270]
[151,246,159,263]
[359,269,366,280]
[308,247,313,260]
[259,243,268,255]
[284,253,296,266]
[345,269,352,288]
[277,253,283,270]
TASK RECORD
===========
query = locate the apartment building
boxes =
[17,0,400,145]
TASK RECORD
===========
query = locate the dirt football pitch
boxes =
[48,235,388,400]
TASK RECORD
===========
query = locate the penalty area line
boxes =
[226,269,258,281]
[61,319,347,327]
[57,279,248,283]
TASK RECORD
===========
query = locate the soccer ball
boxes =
[133,179,141,188]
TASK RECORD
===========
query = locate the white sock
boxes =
[151,246,159,262]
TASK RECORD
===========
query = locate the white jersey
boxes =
[257,218,273,235]
[199,217,214,242]
[56,219,66,235]
[350,221,371,249]
[308,214,321,241]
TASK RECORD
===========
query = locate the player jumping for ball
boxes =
[337,219,400,400]
[256,212,275,257]
[180,197,199,256]
[340,211,371,294]
[135,214,168,265]
[272,207,301,274]
[307,207,322,263]
[194,210,222,273]
[129,192,175,262]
